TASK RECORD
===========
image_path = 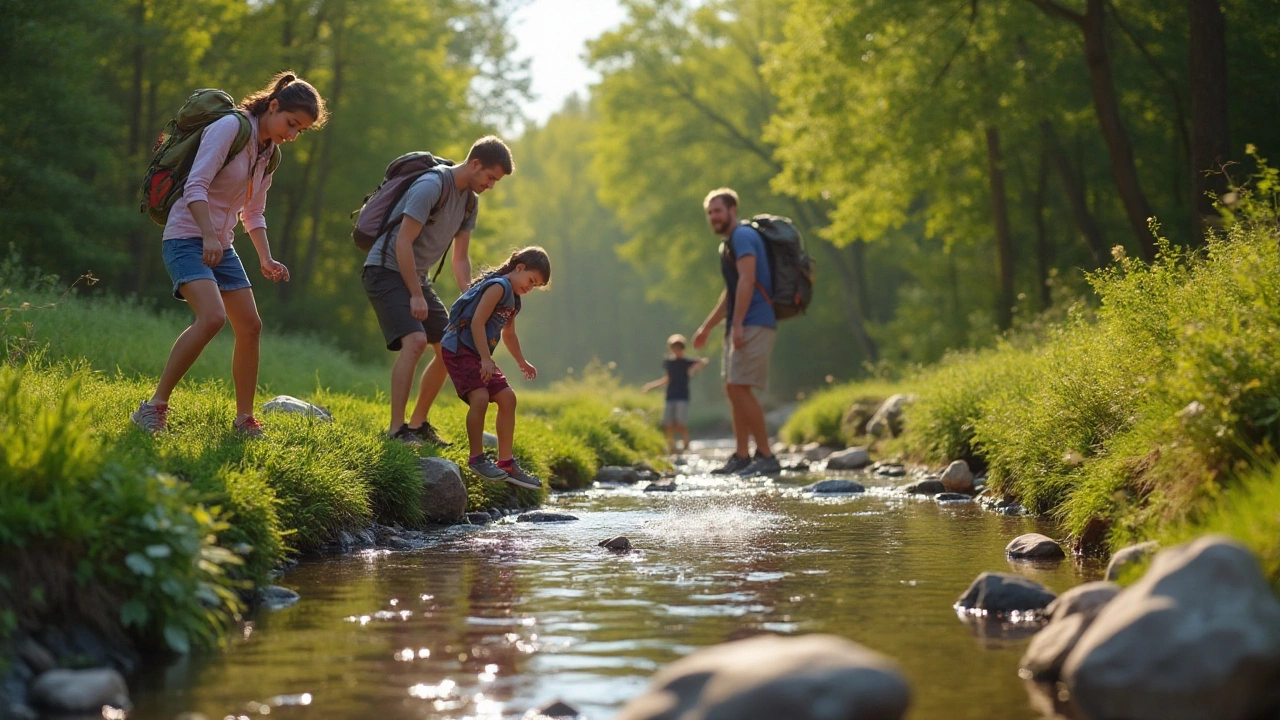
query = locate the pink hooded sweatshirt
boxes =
[163,112,275,249]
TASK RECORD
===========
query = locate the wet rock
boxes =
[872,462,906,477]
[783,459,811,472]
[483,431,498,448]
[902,478,945,495]
[594,466,641,484]
[261,394,333,420]
[956,572,1057,614]
[16,638,56,674]
[1063,535,1280,720]
[257,585,300,610]
[517,511,578,523]
[935,493,971,502]
[800,442,835,461]
[1006,533,1066,561]
[381,534,420,551]
[418,457,468,524]
[1104,540,1160,581]
[465,511,492,525]
[535,699,582,718]
[488,508,503,520]
[998,503,1025,516]
[1045,581,1121,623]
[825,447,871,470]
[5,703,37,720]
[1019,582,1122,682]
[644,481,677,492]
[615,633,910,720]
[939,460,974,492]
[30,669,129,713]
[802,479,865,494]
[598,536,632,551]
[865,393,913,438]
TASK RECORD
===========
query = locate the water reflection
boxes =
[129,449,1095,720]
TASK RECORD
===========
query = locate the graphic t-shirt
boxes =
[663,358,697,401]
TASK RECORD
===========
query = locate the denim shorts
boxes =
[162,237,252,301]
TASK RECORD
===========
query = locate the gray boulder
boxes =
[802,479,866,494]
[30,669,129,713]
[257,585,300,610]
[1019,582,1121,682]
[1063,535,1280,720]
[1006,533,1066,561]
[865,394,912,438]
[902,478,945,495]
[801,443,836,461]
[826,447,871,470]
[483,431,498,448]
[418,457,468,523]
[955,572,1057,614]
[939,460,974,492]
[261,394,333,420]
[935,493,971,502]
[1104,540,1159,581]
[615,634,910,720]
[465,511,492,525]
[598,536,632,551]
[1045,581,1121,623]
[644,481,677,492]
[594,466,641,484]
[535,699,582,718]
[517,511,578,523]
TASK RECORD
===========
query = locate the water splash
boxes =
[639,494,779,548]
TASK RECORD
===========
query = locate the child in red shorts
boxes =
[441,246,550,489]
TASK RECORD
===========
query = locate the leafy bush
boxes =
[780,381,899,447]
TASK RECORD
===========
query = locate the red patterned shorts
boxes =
[443,346,511,402]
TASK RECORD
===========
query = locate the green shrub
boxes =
[780,381,899,447]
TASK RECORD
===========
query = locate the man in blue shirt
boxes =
[692,187,780,477]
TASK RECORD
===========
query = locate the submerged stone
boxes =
[802,479,866,494]
[517,511,578,523]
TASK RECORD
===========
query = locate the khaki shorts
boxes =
[722,325,776,389]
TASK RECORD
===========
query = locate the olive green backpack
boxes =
[140,88,281,226]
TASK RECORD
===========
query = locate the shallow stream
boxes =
[130,441,1097,719]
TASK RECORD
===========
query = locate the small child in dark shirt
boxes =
[642,334,710,454]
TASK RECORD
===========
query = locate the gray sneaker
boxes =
[500,459,542,490]
[409,421,451,447]
[389,425,424,446]
[710,453,751,475]
[468,454,509,481]
[130,400,168,433]
[737,453,782,477]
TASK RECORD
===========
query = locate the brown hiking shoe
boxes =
[409,421,451,447]
[130,400,168,433]
[233,415,266,439]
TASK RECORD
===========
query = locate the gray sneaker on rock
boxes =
[410,421,451,447]
[501,460,542,490]
[469,454,509,481]
[389,425,424,446]
[709,453,751,475]
[737,453,782,477]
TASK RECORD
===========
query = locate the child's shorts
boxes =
[663,400,689,427]
[443,346,511,402]
[162,237,252,300]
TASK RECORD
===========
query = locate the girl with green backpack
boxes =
[131,71,328,437]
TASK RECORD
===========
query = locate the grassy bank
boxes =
[0,276,662,651]
[783,160,1280,580]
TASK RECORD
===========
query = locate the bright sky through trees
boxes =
[510,0,625,127]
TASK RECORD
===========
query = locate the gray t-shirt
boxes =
[363,167,478,277]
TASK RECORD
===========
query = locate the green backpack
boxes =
[140,88,281,226]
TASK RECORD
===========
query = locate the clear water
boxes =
[129,442,1098,719]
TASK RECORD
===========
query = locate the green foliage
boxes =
[779,381,899,447]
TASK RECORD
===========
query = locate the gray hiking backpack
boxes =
[351,152,476,281]
[728,214,815,320]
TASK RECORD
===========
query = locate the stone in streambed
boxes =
[1006,533,1066,560]
[594,466,641,484]
[535,699,582,718]
[902,478,945,495]
[1019,582,1121,682]
[598,536,632,551]
[615,634,910,720]
[30,669,129,714]
[956,572,1056,614]
[644,481,677,492]
[1104,540,1159,581]
[465,511,492,525]
[257,585,300,610]
[825,447,871,470]
[418,457,468,524]
[517,511,578,523]
[802,479,865,494]
[939,460,974,492]
[935,493,971,502]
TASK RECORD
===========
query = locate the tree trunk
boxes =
[1041,120,1108,267]
[1081,0,1157,259]
[299,2,348,291]
[985,126,1016,330]
[819,240,878,363]
[1189,0,1229,240]
[126,0,149,294]
[1033,147,1052,310]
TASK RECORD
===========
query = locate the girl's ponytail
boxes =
[240,70,329,127]
[470,246,552,288]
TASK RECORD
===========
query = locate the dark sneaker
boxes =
[499,459,542,490]
[233,415,266,439]
[409,421,451,447]
[131,400,168,433]
[468,454,509,481]
[389,424,423,446]
[710,453,751,475]
[738,453,782,477]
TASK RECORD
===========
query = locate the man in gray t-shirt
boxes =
[361,136,515,446]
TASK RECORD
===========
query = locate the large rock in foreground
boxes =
[1063,535,1280,720]
[616,634,910,720]
[418,457,468,523]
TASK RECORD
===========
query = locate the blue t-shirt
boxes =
[719,224,776,331]
[441,275,520,355]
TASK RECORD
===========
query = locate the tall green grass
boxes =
[0,270,663,650]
